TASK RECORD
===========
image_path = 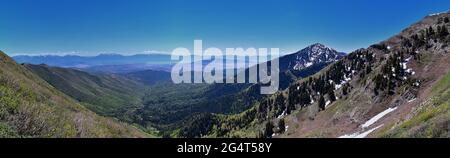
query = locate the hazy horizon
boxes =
[1,0,449,56]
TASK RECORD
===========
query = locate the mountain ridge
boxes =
[178,11,450,138]
[0,50,150,137]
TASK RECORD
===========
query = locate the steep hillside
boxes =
[113,44,344,136]
[279,12,449,138]
[185,11,450,138]
[0,51,149,138]
[25,64,147,117]
[125,69,172,85]
[166,44,345,137]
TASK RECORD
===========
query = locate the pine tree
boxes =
[328,89,336,102]
[439,25,449,39]
[366,65,372,74]
[318,95,326,111]
[427,26,435,37]
[278,119,286,133]
[342,84,349,96]
[264,121,274,138]
[257,130,265,138]
[444,17,449,23]
[387,79,395,95]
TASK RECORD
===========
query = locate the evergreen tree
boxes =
[318,95,326,111]
[438,25,449,39]
[387,79,395,95]
[264,121,274,138]
[366,65,372,74]
[328,89,336,102]
[278,119,286,133]
[257,130,265,138]
[342,84,349,96]
[427,26,435,37]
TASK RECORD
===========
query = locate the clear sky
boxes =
[1,0,449,56]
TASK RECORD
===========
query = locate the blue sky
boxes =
[0,0,449,56]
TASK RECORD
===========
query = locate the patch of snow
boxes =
[335,84,342,90]
[408,98,417,103]
[361,107,398,128]
[429,12,445,16]
[297,86,300,90]
[387,46,391,50]
[325,100,331,107]
[406,68,413,73]
[401,62,407,69]
[405,57,412,62]
[339,124,384,138]
[344,75,351,82]
[277,110,287,119]
[305,62,313,68]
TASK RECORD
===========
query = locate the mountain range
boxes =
[179,11,450,138]
[8,42,344,137]
[1,11,449,138]
[0,51,149,138]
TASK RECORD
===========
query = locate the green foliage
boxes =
[318,95,325,111]
[328,88,336,102]
[0,122,18,138]
[278,118,286,133]
[264,121,274,138]
[384,72,450,137]
[342,83,349,96]
[178,113,217,138]
[25,64,146,116]
[0,51,149,138]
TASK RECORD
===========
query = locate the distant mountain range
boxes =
[12,53,262,74]
[8,43,346,137]
[12,46,345,74]
[4,11,448,138]
[13,53,173,68]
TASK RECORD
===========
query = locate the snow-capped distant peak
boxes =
[289,43,345,70]
[428,12,446,16]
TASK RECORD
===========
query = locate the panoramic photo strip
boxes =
[0,0,449,156]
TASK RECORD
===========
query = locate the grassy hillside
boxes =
[0,51,150,138]
[383,70,450,137]
[25,64,146,116]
